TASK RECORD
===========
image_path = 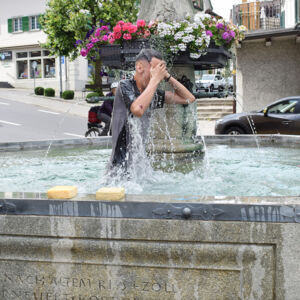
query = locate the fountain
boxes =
[1,1,300,299]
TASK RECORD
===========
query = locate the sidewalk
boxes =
[0,88,216,135]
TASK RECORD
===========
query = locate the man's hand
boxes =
[150,61,168,84]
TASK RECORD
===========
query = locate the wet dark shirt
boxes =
[108,78,165,170]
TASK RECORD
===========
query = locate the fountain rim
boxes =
[0,134,300,152]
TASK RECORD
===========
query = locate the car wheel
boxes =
[210,85,214,92]
[218,86,223,92]
[225,126,245,135]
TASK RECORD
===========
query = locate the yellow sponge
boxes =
[96,187,125,201]
[47,186,78,199]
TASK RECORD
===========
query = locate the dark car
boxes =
[215,96,300,135]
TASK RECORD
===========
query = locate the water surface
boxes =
[1,145,300,196]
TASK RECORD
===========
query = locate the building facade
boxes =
[0,0,88,91]
[232,0,300,31]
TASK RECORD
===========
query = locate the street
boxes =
[0,97,87,142]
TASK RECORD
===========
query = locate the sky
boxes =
[211,0,242,21]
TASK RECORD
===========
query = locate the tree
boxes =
[40,0,139,93]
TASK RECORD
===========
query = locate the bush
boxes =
[86,92,100,99]
[44,88,55,97]
[62,90,74,100]
[34,87,44,95]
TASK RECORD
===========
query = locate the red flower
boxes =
[114,32,122,39]
[113,25,122,33]
[122,22,132,31]
[128,25,137,34]
[117,20,125,26]
[137,19,146,28]
[123,33,132,40]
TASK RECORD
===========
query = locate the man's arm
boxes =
[165,75,196,105]
[130,62,167,117]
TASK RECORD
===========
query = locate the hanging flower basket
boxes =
[173,42,231,70]
[121,39,151,69]
[99,44,122,69]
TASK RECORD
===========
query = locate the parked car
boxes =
[215,96,300,135]
[223,76,233,92]
[196,74,224,92]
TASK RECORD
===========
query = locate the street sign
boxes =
[0,51,12,61]
[61,56,64,64]
[32,61,38,69]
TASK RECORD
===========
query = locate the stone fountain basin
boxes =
[1,135,300,299]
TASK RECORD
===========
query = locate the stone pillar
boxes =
[139,0,204,171]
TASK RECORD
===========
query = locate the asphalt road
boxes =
[0,97,87,142]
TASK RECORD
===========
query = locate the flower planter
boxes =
[173,43,232,70]
[99,40,231,71]
[121,39,151,69]
[99,44,122,69]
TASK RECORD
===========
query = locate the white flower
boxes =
[182,34,195,43]
[194,13,211,24]
[173,22,181,29]
[184,26,193,34]
[170,46,179,54]
[79,9,89,14]
[178,43,187,51]
[190,53,201,59]
[174,31,184,40]
[239,25,247,32]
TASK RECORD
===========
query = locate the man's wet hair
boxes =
[135,49,163,63]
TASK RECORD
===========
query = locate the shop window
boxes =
[43,50,51,56]
[13,18,22,32]
[44,58,56,78]
[30,59,42,78]
[16,52,27,58]
[30,16,41,30]
[30,51,41,57]
[17,61,28,79]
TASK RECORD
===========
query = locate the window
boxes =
[268,100,299,114]
[16,50,56,80]
[13,18,22,32]
[44,58,56,78]
[17,61,28,79]
[30,16,41,30]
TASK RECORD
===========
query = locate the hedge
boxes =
[62,90,74,100]
[34,87,44,95]
[44,88,55,97]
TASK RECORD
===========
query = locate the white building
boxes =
[0,0,88,91]
[282,0,300,28]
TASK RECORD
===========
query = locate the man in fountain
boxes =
[108,48,195,172]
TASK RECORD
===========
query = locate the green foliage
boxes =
[40,0,139,59]
[44,88,55,97]
[86,92,100,98]
[62,90,75,99]
[34,87,44,95]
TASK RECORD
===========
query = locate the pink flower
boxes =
[100,25,109,31]
[137,19,146,28]
[95,28,101,37]
[102,35,109,41]
[86,43,94,50]
[143,30,151,38]
[148,20,155,28]
[91,37,98,43]
[109,38,115,44]
[128,25,137,34]
[123,33,132,40]
[206,30,213,37]
[216,23,224,29]
[117,20,125,26]
[122,22,132,31]
[80,49,88,57]
[113,25,122,33]
[114,32,122,39]
[108,33,115,44]
[229,30,236,38]
[222,32,230,40]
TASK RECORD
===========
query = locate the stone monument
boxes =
[139,0,207,170]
